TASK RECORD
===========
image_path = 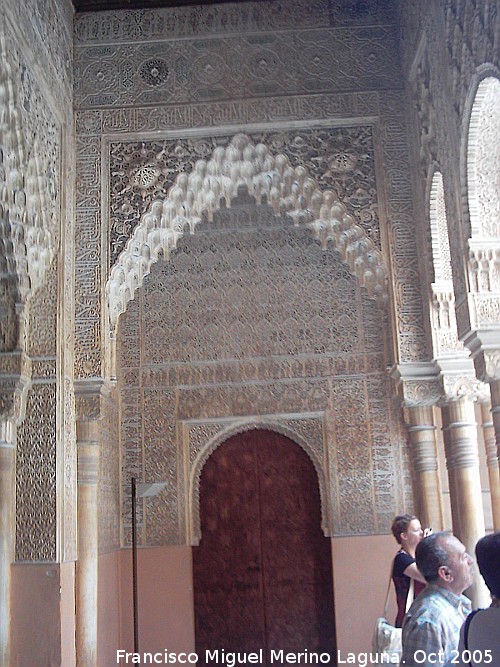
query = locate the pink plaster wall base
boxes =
[98,550,122,666]
[61,560,76,667]
[331,534,398,656]
[96,536,397,664]
[118,546,196,661]
[11,563,62,666]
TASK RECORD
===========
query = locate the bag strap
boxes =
[463,609,480,666]
[383,564,415,616]
[405,577,415,613]
[383,571,392,616]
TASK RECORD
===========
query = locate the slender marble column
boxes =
[490,379,500,471]
[405,405,443,530]
[76,419,100,667]
[0,422,14,667]
[440,398,488,607]
[479,400,500,530]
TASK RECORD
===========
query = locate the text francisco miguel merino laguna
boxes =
[117,649,399,665]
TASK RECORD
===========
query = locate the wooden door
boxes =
[193,430,336,665]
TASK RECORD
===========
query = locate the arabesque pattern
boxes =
[106,133,387,331]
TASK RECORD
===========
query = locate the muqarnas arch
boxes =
[105,132,389,370]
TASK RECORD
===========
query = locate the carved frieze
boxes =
[74,25,399,109]
[76,92,380,137]
[378,92,430,363]
[74,1,395,46]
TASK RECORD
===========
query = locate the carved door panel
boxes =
[193,430,336,665]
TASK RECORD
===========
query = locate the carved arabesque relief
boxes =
[0,35,60,308]
[467,76,500,241]
[116,202,405,545]
[74,4,399,109]
[400,0,500,340]
[109,126,379,267]
[76,112,428,380]
[106,133,387,338]
[464,74,500,348]
[429,171,464,357]
[74,0,428,380]
[16,382,57,561]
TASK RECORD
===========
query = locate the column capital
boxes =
[0,352,32,424]
[460,327,500,385]
[74,377,108,420]
[389,362,441,407]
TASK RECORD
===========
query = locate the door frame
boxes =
[186,416,333,546]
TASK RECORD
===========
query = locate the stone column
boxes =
[479,399,500,530]
[490,378,500,471]
[76,416,100,667]
[0,421,15,667]
[405,405,443,531]
[440,397,488,607]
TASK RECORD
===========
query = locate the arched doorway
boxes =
[193,429,336,665]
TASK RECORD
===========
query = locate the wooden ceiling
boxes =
[72,0,258,12]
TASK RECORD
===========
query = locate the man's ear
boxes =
[437,564,452,583]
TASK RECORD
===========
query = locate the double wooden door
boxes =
[193,430,336,665]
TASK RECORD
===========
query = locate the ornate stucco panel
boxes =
[116,203,407,547]
[74,25,399,109]
[0,0,74,563]
[16,382,57,562]
[107,127,380,268]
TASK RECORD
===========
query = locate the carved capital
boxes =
[439,374,486,404]
[390,362,441,406]
[74,377,105,420]
[0,352,32,424]
[461,328,500,382]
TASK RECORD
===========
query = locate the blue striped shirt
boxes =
[402,584,472,666]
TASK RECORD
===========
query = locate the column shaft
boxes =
[490,379,500,488]
[441,398,487,607]
[405,405,443,530]
[479,400,500,530]
[76,426,100,667]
